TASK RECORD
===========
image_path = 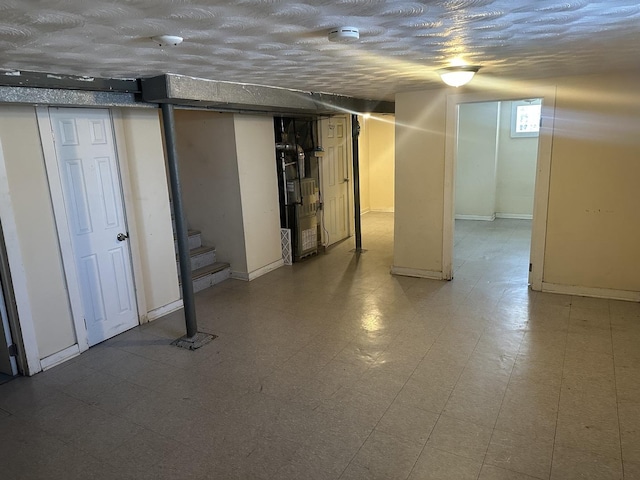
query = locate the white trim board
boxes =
[37,107,90,354]
[390,266,445,280]
[496,213,533,220]
[147,299,184,322]
[541,282,640,302]
[40,344,80,371]
[0,139,42,375]
[455,214,495,221]
[232,258,284,281]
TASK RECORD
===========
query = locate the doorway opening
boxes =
[443,87,555,290]
[41,107,139,352]
[453,99,541,286]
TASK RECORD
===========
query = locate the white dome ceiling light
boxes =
[151,35,184,47]
[328,27,360,42]
[438,65,481,87]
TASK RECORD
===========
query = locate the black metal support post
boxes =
[351,114,363,253]
[161,103,198,339]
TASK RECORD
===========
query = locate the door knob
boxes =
[117,233,129,241]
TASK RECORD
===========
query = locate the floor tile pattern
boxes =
[1,214,638,479]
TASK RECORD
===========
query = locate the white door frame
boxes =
[0,139,41,374]
[443,86,557,289]
[37,107,141,354]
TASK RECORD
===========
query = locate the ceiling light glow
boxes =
[438,65,480,87]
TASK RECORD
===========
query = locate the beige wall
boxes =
[175,110,283,279]
[359,114,395,213]
[394,90,447,275]
[368,114,395,212]
[174,110,247,273]
[0,106,181,368]
[495,101,538,216]
[234,115,282,277]
[117,109,180,313]
[395,72,640,296]
[358,116,371,213]
[455,102,499,218]
[543,73,640,292]
[0,106,76,359]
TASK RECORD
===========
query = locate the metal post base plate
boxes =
[350,248,367,254]
[171,332,217,350]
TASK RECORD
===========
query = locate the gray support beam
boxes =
[0,70,140,92]
[352,114,363,253]
[142,74,394,115]
[0,86,147,108]
[160,103,198,339]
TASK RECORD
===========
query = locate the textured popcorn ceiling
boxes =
[1,1,639,100]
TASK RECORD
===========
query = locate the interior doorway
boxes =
[319,115,352,248]
[443,87,556,289]
[453,99,541,282]
[42,107,139,349]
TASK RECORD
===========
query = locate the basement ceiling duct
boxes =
[141,74,394,115]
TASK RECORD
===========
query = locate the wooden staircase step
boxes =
[191,262,230,280]
[189,245,214,257]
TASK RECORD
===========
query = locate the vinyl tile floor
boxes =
[1,213,639,479]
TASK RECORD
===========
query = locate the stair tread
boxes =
[191,262,231,280]
[174,229,201,239]
[189,245,215,256]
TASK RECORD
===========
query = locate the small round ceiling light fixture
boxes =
[328,27,360,42]
[151,35,184,47]
[438,65,481,87]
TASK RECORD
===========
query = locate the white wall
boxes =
[495,101,538,217]
[234,115,283,278]
[455,102,499,219]
[455,101,538,219]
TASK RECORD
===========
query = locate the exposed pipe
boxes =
[351,114,363,252]
[160,103,198,339]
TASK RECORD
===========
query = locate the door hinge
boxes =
[529,263,533,272]
[8,343,18,357]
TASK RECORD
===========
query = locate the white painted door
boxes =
[319,116,350,246]
[49,108,137,346]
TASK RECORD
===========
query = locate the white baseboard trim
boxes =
[496,213,533,220]
[455,214,495,221]
[370,208,395,213]
[147,299,184,322]
[391,266,445,280]
[232,258,285,282]
[40,344,80,371]
[230,271,248,281]
[541,282,640,302]
[361,208,371,214]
